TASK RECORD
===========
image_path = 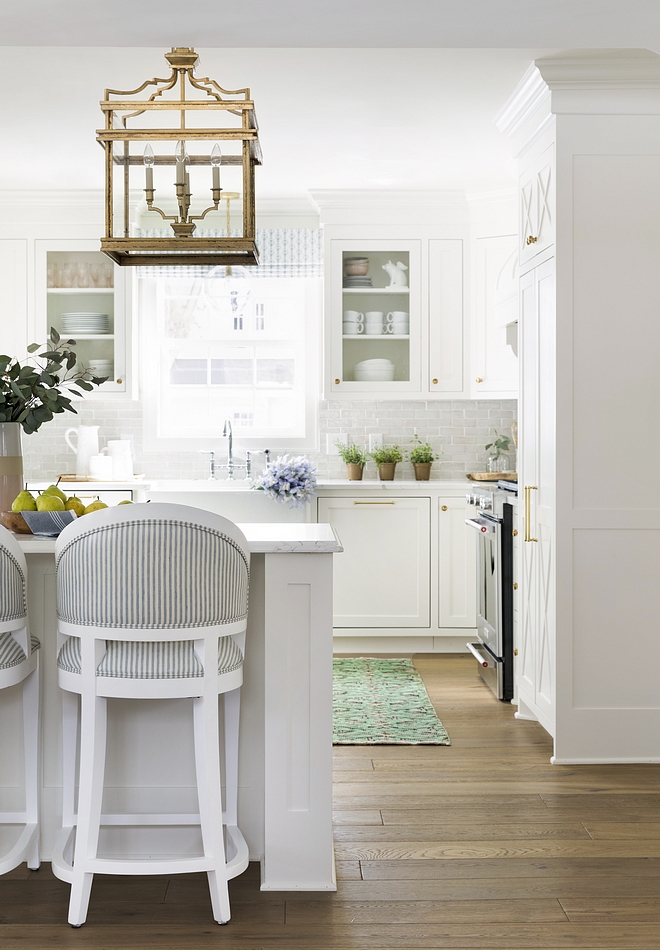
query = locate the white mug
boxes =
[343,323,364,335]
[391,324,409,335]
[365,311,384,322]
[343,310,364,322]
[387,311,409,321]
[106,440,134,480]
[88,453,114,481]
[365,324,384,335]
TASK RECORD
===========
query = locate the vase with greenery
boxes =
[369,444,403,481]
[407,434,441,480]
[0,329,108,511]
[335,441,368,481]
[485,430,512,473]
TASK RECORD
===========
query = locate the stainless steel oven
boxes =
[465,483,516,701]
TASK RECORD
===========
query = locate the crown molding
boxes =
[535,47,660,89]
[494,64,549,139]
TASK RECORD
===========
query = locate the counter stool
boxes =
[51,503,250,927]
[0,524,40,875]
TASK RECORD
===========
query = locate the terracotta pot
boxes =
[413,462,432,480]
[378,462,396,481]
[0,422,23,514]
[346,463,364,481]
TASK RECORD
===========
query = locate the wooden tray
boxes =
[466,472,517,482]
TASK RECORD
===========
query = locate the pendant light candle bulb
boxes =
[175,140,187,185]
[143,144,154,191]
[211,143,222,191]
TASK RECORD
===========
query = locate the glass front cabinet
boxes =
[36,240,129,395]
[326,237,464,397]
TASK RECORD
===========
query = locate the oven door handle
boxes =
[465,517,497,534]
[466,641,496,668]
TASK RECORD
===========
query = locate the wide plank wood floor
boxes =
[2,653,660,948]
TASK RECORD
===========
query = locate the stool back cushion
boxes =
[0,529,27,623]
[57,518,249,629]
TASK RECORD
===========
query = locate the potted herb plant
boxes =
[369,444,403,481]
[0,329,108,511]
[485,430,512,473]
[408,434,441,480]
[335,441,368,481]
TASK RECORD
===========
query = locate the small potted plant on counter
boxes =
[336,441,368,481]
[408,435,441,480]
[369,444,403,481]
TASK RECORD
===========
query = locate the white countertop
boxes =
[16,522,343,556]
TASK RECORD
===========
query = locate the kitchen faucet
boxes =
[200,423,270,480]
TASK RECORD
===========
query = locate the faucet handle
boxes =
[199,450,217,480]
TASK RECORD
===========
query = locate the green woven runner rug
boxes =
[333,657,451,745]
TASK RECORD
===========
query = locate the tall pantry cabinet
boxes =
[498,49,660,763]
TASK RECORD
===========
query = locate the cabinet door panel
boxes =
[318,497,430,628]
[428,239,464,393]
[438,497,476,628]
[473,235,518,397]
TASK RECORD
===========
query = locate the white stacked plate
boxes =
[343,277,373,288]
[353,358,395,382]
[61,312,110,335]
[87,360,113,379]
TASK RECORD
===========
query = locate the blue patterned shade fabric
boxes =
[0,634,40,670]
[58,634,243,679]
[136,228,323,279]
[56,520,249,629]
[0,546,27,622]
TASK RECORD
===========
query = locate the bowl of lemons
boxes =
[2,484,128,536]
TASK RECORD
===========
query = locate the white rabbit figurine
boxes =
[382,260,409,288]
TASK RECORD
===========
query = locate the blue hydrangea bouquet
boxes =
[252,455,317,509]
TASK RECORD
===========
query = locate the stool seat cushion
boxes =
[0,633,40,670]
[57,635,243,679]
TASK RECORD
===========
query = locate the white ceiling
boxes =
[2,2,659,203]
[2,0,659,49]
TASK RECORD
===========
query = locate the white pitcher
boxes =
[64,425,100,477]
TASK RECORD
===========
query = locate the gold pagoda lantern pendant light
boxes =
[97,47,261,266]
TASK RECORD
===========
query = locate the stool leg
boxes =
[223,687,241,827]
[68,694,107,927]
[61,690,79,830]
[22,664,40,870]
[193,693,230,925]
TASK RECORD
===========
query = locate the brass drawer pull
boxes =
[524,485,538,542]
[526,235,537,245]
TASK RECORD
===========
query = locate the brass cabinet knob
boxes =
[441,505,448,511]
[334,378,340,385]
[513,582,518,590]
[513,529,518,536]
[432,378,438,385]
[116,378,123,384]
[514,648,519,656]
[475,377,483,383]
[526,235,537,245]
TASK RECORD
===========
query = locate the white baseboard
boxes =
[333,635,474,654]
[551,756,660,765]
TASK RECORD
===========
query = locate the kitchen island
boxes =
[5,522,342,891]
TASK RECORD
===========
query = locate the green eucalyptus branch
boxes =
[0,328,108,434]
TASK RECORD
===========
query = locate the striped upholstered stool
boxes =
[51,503,250,927]
[0,524,40,876]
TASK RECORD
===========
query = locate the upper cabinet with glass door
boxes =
[329,240,422,394]
[37,241,129,394]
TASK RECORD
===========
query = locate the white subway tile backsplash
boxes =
[21,397,517,482]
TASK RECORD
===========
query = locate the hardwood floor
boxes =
[2,653,660,948]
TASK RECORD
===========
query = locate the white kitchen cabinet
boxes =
[437,496,476,628]
[471,234,519,398]
[325,234,464,398]
[35,240,130,394]
[518,143,555,267]
[517,257,555,735]
[318,496,431,628]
